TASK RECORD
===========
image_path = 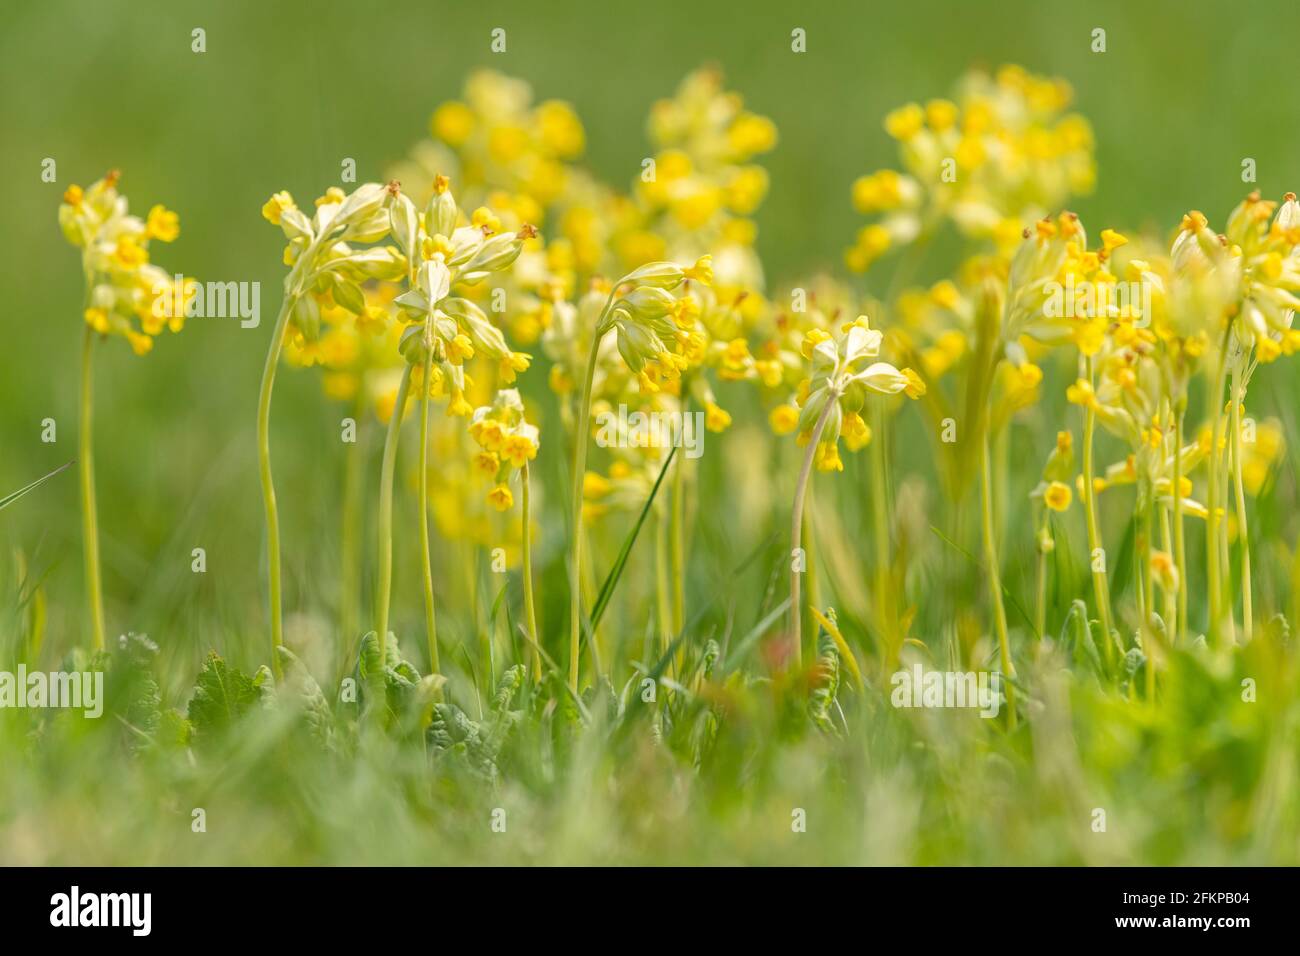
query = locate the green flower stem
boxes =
[79,323,106,653]
[1229,368,1252,643]
[979,432,1017,730]
[670,438,686,638]
[869,402,896,662]
[1139,486,1156,702]
[339,392,364,662]
[256,290,299,681]
[1173,406,1187,645]
[1205,332,1231,643]
[521,460,540,683]
[1081,355,1115,667]
[568,332,604,692]
[417,337,439,674]
[655,510,673,660]
[374,363,413,660]
[1033,509,1049,641]
[790,394,835,670]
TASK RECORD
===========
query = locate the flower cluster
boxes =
[467,388,539,510]
[60,171,190,355]
[846,64,1095,272]
[795,316,925,471]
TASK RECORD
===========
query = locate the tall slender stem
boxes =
[869,402,896,661]
[790,396,835,670]
[1172,406,1187,645]
[339,392,364,662]
[1139,485,1156,702]
[1206,334,1230,642]
[256,291,297,680]
[1033,510,1049,641]
[979,433,1017,729]
[567,334,603,692]
[416,341,440,673]
[374,364,413,659]
[655,511,673,660]
[79,324,105,652]
[521,461,540,682]
[1081,354,1114,666]
[669,444,686,637]
[1229,368,1253,642]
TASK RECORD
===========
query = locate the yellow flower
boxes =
[315,186,346,207]
[727,112,777,158]
[473,450,500,478]
[356,305,389,336]
[502,432,538,468]
[1150,550,1179,592]
[261,191,296,225]
[487,483,514,511]
[470,417,507,451]
[815,442,844,472]
[431,101,475,146]
[537,100,585,157]
[127,331,153,356]
[1065,379,1097,409]
[84,307,111,333]
[113,236,148,269]
[448,391,473,417]
[801,328,831,358]
[471,206,502,235]
[63,184,84,206]
[925,99,958,131]
[769,404,799,435]
[684,255,713,286]
[446,333,475,365]
[884,103,924,140]
[1044,481,1072,512]
[705,402,732,432]
[583,471,611,498]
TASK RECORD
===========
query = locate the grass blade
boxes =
[587,446,677,633]
[0,460,74,512]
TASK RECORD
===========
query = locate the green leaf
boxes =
[276,646,334,747]
[187,652,262,738]
[808,627,841,736]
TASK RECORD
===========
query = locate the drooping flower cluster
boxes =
[387,176,537,418]
[262,182,406,365]
[467,388,539,510]
[795,316,925,471]
[60,171,191,355]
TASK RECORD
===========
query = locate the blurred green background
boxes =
[3,0,1298,676]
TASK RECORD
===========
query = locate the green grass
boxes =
[3,0,1300,866]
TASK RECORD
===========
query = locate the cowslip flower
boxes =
[60,171,190,653]
[788,315,923,668]
[257,181,400,677]
[368,177,538,665]
[846,64,1095,273]
[61,172,192,357]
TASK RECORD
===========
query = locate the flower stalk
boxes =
[79,322,106,652]
[374,364,413,656]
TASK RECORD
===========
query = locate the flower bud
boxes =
[388,188,421,262]
[426,175,459,239]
